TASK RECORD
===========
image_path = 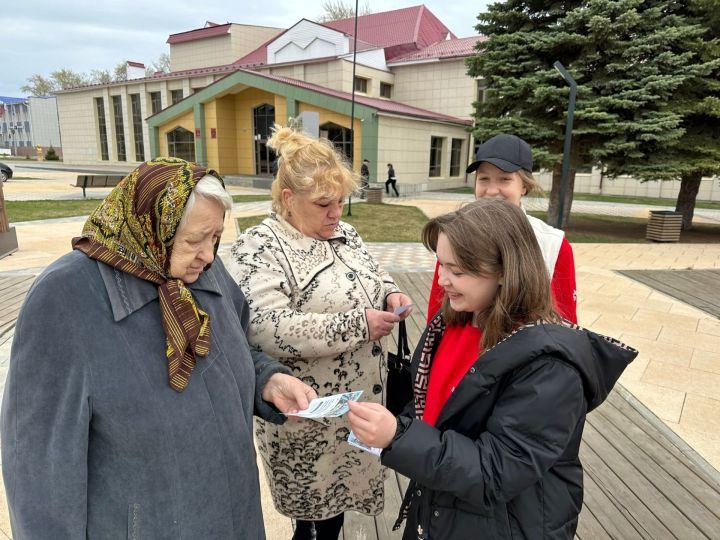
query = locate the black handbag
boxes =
[386,320,413,415]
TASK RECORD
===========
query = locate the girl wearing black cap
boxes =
[427,133,577,324]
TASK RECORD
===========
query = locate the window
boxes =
[429,136,444,177]
[167,127,195,162]
[450,139,463,177]
[95,97,109,160]
[476,79,487,104]
[130,94,145,162]
[112,95,126,161]
[150,92,162,114]
[170,89,183,105]
[380,82,392,98]
[320,122,353,162]
[354,77,368,93]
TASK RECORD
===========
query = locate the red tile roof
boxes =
[388,36,486,63]
[323,5,454,58]
[167,23,232,44]
[127,61,145,68]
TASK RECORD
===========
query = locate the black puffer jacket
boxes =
[381,320,637,540]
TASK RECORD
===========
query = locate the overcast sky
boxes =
[1,1,490,98]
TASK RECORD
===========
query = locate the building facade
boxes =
[56,6,483,193]
[0,96,62,157]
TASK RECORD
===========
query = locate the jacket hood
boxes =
[474,322,638,412]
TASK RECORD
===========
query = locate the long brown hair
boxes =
[422,199,559,349]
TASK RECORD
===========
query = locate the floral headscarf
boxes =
[72,157,224,392]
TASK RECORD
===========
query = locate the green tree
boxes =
[467,0,716,228]
[146,53,171,76]
[659,0,720,229]
[318,0,372,22]
[20,74,56,96]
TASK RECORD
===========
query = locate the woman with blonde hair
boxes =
[348,199,636,539]
[230,125,412,539]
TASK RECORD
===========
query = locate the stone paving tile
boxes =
[631,309,701,333]
[658,326,720,353]
[690,349,720,375]
[620,335,693,369]
[619,380,686,424]
[641,361,720,402]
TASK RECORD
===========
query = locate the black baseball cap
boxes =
[466,134,533,174]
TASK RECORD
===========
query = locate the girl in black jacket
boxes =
[348,199,636,539]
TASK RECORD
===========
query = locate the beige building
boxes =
[56,5,483,193]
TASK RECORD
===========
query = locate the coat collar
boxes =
[97,259,225,322]
[261,213,349,290]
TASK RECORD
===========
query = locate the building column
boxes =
[194,103,207,166]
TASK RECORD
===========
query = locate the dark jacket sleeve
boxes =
[1,272,92,538]
[381,356,586,510]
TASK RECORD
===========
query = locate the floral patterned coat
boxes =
[229,213,401,520]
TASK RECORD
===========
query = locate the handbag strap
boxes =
[396,320,410,358]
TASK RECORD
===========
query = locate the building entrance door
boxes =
[253,104,276,175]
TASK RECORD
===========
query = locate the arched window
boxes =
[167,127,195,162]
[320,122,352,161]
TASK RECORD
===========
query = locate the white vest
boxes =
[524,212,565,278]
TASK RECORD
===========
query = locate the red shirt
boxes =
[423,325,482,426]
[427,237,577,324]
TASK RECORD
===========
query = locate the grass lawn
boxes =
[529,211,720,243]
[6,199,104,222]
[6,194,272,223]
[231,194,271,203]
[236,202,429,242]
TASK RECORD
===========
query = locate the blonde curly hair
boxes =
[268,124,359,219]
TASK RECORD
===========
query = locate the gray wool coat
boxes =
[1,250,290,539]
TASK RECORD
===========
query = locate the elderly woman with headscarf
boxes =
[230,126,413,540]
[1,157,316,539]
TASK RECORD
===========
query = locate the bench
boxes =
[73,175,125,198]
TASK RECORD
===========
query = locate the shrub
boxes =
[45,147,60,161]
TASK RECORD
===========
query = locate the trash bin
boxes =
[646,211,682,242]
[366,187,383,204]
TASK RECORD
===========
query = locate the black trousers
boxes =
[385,178,399,196]
[292,513,345,540]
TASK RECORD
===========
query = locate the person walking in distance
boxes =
[360,159,370,199]
[386,163,399,197]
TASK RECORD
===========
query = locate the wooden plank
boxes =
[620,269,720,318]
[576,503,611,540]
[605,390,720,499]
[375,473,404,540]
[582,420,694,538]
[588,404,720,537]
[580,444,658,539]
[342,509,377,540]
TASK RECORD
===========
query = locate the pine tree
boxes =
[467,0,717,228]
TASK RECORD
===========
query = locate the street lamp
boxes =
[553,61,576,229]
[346,0,360,217]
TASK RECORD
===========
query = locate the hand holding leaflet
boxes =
[348,430,382,457]
[285,391,363,418]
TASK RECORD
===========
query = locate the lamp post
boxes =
[346,0,359,217]
[553,61,576,230]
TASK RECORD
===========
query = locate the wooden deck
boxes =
[2,271,719,539]
[619,269,720,319]
[339,273,720,540]
[0,274,35,341]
